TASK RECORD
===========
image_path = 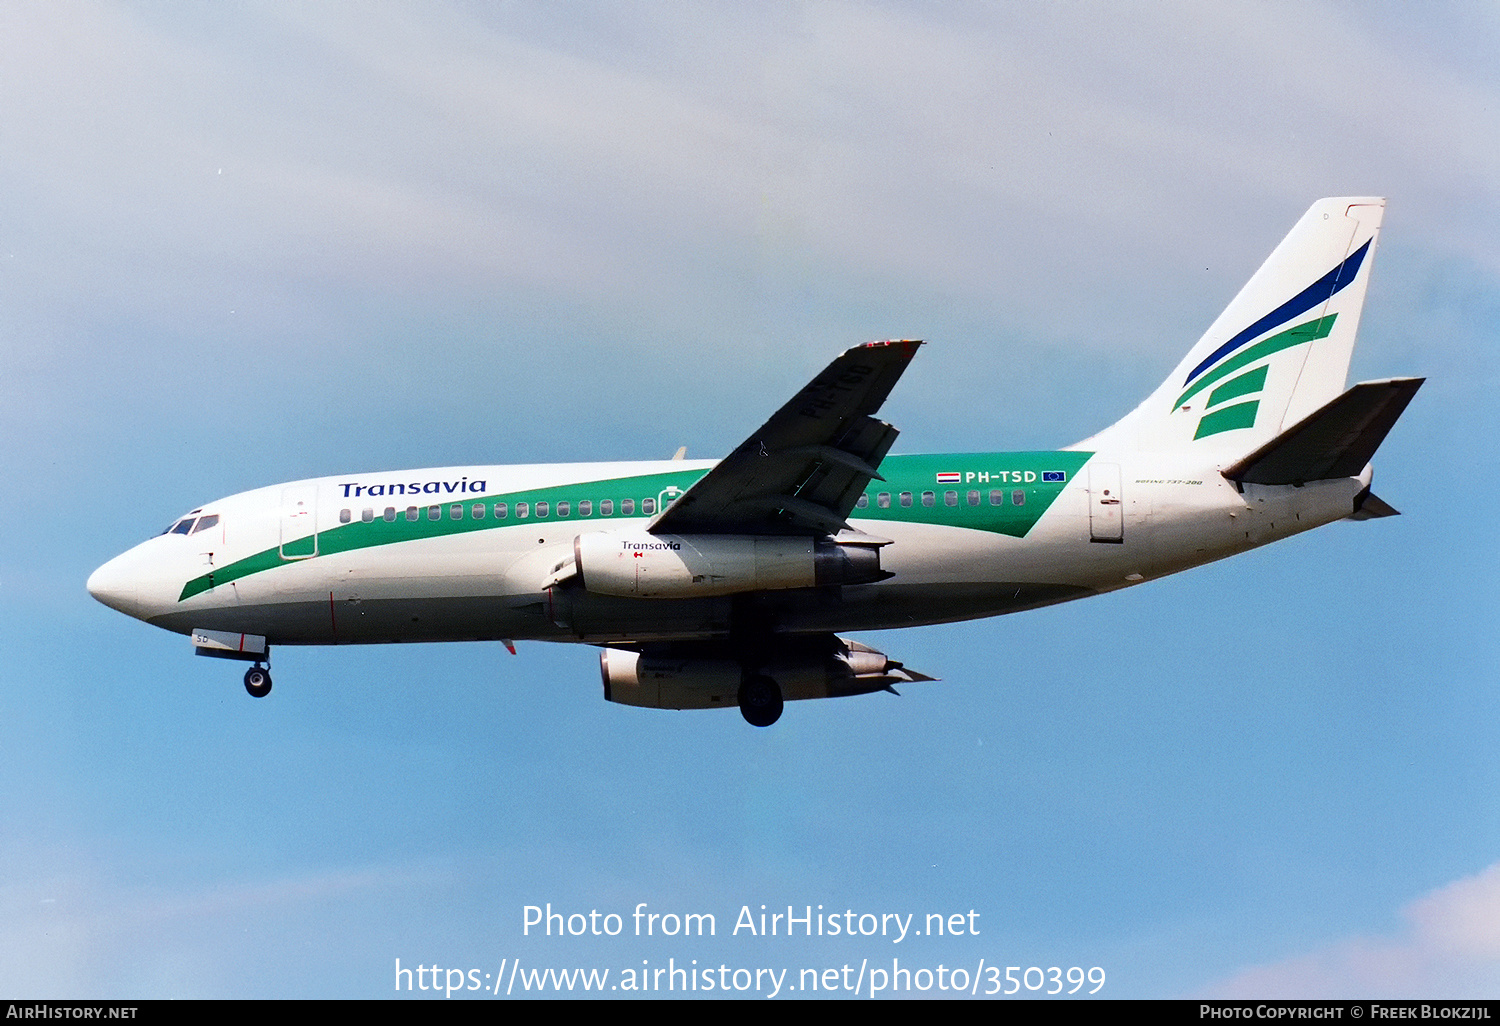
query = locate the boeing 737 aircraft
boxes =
[89,197,1421,726]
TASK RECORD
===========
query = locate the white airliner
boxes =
[89,197,1421,726]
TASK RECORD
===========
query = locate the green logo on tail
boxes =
[1174,315,1337,439]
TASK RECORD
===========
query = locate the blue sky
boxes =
[2,1,1498,999]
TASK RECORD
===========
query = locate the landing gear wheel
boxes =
[244,666,272,698]
[738,675,783,727]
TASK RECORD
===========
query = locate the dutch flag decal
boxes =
[936,472,961,484]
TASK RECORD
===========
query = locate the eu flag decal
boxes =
[1042,471,1067,483]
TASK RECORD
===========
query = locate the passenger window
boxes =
[856,494,869,509]
[339,509,352,524]
[191,514,219,534]
[990,489,1003,506]
[427,505,441,521]
[601,499,614,516]
[877,493,891,509]
[516,502,530,519]
[449,504,463,520]
[1012,490,1026,506]
[622,498,635,515]
[495,502,508,519]
[557,501,570,517]
[642,498,656,514]
[580,500,593,517]
[406,506,419,521]
[362,509,375,523]
[945,491,958,507]
[383,507,397,522]
[536,501,549,518]
[921,491,934,507]
[472,503,485,519]
[899,492,912,507]
[967,490,980,506]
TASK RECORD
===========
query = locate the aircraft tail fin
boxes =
[1074,198,1387,461]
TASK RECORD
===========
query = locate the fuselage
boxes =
[81,198,1414,725]
[87,450,1368,648]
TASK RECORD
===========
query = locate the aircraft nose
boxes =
[87,551,144,617]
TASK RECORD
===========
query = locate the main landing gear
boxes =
[243,664,272,698]
[737,674,783,728]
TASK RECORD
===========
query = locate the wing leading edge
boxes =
[649,340,922,536]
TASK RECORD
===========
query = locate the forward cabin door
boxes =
[1088,462,1124,543]
[279,485,319,559]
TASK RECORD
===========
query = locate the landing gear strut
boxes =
[738,674,783,727]
[243,664,272,698]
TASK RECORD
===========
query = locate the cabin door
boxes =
[280,485,319,559]
[1088,463,1124,543]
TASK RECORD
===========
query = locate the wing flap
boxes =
[650,340,921,535]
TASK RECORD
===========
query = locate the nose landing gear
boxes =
[243,664,272,698]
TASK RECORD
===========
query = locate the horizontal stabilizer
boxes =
[1349,488,1400,520]
[1223,377,1423,486]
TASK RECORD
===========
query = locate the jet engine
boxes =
[572,530,887,599]
[599,635,934,726]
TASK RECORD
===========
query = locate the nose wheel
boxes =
[243,664,272,698]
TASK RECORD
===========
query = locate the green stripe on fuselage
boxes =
[852,452,1091,535]
[177,452,1094,602]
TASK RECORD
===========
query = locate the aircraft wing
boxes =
[649,340,921,536]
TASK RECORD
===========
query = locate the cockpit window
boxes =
[159,508,208,538]
[190,514,219,534]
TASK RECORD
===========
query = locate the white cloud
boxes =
[0,839,434,997]
[5,1,1497,344]
[1409,862,1500,961]
[1204,862,1500,998]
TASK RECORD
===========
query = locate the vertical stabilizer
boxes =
[1074,198,1385,460]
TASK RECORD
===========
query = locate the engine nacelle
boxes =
[574,531,886,599]
[600,637,930,710]
[599,648,740,710]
